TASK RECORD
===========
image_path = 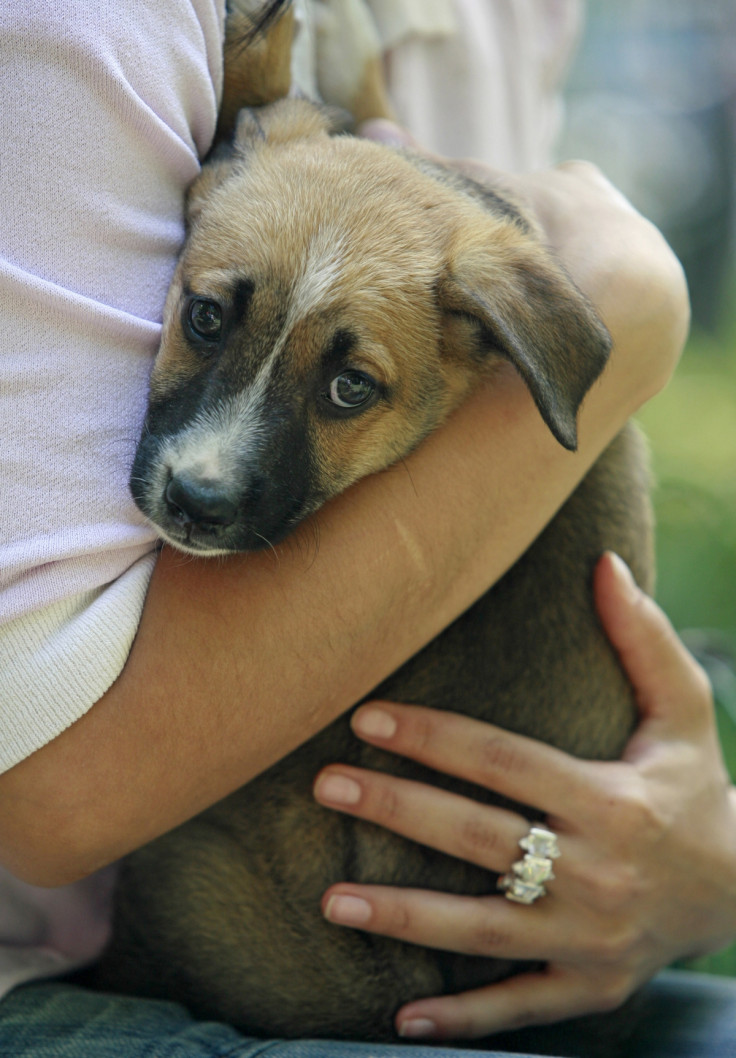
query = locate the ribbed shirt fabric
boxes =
[0,0,225,998]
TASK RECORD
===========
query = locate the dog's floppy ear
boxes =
[438,236,612,451]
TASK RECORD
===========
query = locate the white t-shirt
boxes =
[0,0,580,1002]
[0,0,225,997]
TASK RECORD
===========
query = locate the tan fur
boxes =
[217,2,296,141]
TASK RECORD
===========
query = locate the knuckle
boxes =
[591,973,634,1014]
[407,711,437,756]
[583,921,638,964]
[504,1005,546,1031]
[465,914,512,957]
[440,996,488,1038]
[455,814,501,864]
[476,735,528,782]
[384,899,413,938]
[617,786,665,842]
[590,775,665,847]
[585,864,640,916]
[370,781,402,826]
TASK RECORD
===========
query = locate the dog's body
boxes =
[95,4,653,1041]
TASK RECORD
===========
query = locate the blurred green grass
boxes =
[637,322,736,638]
[636,282,736,975]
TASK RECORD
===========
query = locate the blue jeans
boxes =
[2,971,736,1058]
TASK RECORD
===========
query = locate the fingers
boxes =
[395,965,632,1040]
[314,766,526,872]
[594,552,714,732]
[313,758,660,918]
[321,883,589,964]
[344,702,595,822]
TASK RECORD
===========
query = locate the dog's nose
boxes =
[165,473,238,530]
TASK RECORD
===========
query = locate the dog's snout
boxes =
[165,472,238,530]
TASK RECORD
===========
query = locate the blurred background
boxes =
[558,0,736,974]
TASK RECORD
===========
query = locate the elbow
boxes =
[642,237,691,400]
[0,833,106,890]
[620,225,691,411]
[0,799,114,889]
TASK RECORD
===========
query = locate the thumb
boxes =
[594,551,713,734]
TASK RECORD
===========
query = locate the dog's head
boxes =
[131,100,611,555]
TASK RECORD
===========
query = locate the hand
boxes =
[313,551,736,1039]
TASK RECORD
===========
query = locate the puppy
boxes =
[93,92,654,1041]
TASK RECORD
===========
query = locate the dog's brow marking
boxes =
[287,228,346,331]
[257,227,347,380]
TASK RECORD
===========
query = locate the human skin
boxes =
[315,551,736,1038]
[0,160,688,889]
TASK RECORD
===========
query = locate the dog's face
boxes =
[131,100,611,555]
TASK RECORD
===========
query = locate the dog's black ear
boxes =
[232,98,339,150]
[438,238,612,451]
[186,140,241,226]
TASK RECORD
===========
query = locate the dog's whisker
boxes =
[251,528,279,562]
[303,518,322,570]
[396,455,417,496]
[295,519,322,570]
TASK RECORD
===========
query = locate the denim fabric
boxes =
[0,982,536,1058]
[3,971,736,1058]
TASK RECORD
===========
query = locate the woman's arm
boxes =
[0,162,688,889]
[315,552,736,1038]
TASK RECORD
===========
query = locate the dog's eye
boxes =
[187,298,223,342]
[325,371,376,410]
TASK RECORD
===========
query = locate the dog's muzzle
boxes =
[165,472,239,533]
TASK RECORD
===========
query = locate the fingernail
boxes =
[352,706,397,741]
[607,551,639,601]
[324,894,372,926]
[314,773,361,807]
[398,1017,439,1038]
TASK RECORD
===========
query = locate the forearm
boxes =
[0,167,688,887]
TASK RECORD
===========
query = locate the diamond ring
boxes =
[498,825,561,905]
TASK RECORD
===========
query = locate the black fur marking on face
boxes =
[232,277,256,322]
[327,328,357,362]
[317,329,359,383]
